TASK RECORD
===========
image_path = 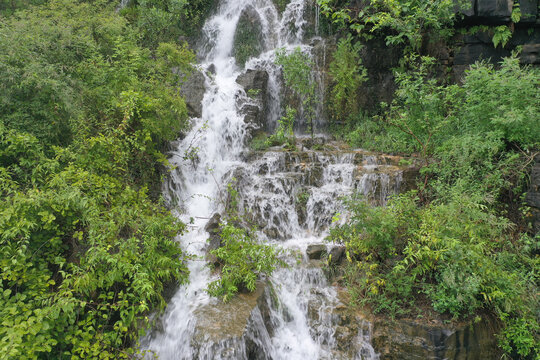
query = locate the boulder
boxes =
[192,282,274,359]
[179,69,206,118]
[476,0,513,23]
[236,69,270,129]
[236,69,269,93]
[205,213,222,265]
[328,245,346,266]
[306,244,327,259]
[233,5,264,67]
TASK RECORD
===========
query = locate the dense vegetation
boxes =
[206,184,283,302]
[319,0,539,358]
[0,0,203,357]
[1,0,538,358]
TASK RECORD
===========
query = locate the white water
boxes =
[141,0,403,358]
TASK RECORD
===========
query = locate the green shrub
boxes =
[331,191,539,357]
[328,34,367,123]
[207,224,283,302]
[275,47,316,137]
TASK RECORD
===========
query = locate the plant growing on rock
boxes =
[206,181,284,302]
[275,47,316,138]
[207,223,283,302]
[318,0,470,53]
[266,106,297,150]
[328,34,367,124]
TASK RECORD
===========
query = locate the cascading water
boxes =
[141,0,406,358]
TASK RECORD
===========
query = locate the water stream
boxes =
[141,1,404,358]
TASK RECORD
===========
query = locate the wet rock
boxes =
[328,245,345,266]
[207,63,216,75]
[180,69,206,118]
[236,69,270,130]
[233,5,264,67]
[205,213,222,265]
[236,69,269,93]
[519,0,538,23]
[476,0,513,23]
[192,282,273,359]
[306,244,327,259]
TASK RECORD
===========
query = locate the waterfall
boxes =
[141,0,403,358]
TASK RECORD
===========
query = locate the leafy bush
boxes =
[328,34,367,123]
[275,47,316,137]
[331,192,539,357]
[0,126,189,359]
[318,0,470,52]
[0,0,194,357]
[122,0,217,48]
[207,224,283,302]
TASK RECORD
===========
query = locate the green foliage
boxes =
[267,106,297,149]
[233,11,264,67]
[122,0,217,48]
[0,0,194,357]
[249,107,297,151]
[206,180,284,302]
[0,126,189,359]
[332,192,539,357]
[0,0,45,15]
[318,0,469,52]
[275,47,316,137]
[332,55,539,357]
[273,0,290,13]
[207,223,283,302]
[493,25,513,48]
[328,34,367,123]
[351,55,539,203]
[0,0,194,189]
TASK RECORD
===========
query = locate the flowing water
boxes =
[141,0,406,358]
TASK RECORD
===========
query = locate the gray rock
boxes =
[476,0,513,23]
[205,213,222,265]
[180,69,206,118]
[233,5,264,67]
[328,245,346,266]
[521,44,540,64]
[520,0,539,23]
[236,69,269,92]
[454,43,511,66]
[192,282,273,359]
[306,244,327,259]
[236,69,270,129]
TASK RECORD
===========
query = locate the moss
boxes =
[233,7,264,67]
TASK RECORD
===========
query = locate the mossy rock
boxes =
[233,6,264,67]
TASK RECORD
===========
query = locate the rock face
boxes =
[192,282,274,359]
[236,69,270,131]
[370,316,502,359]
[233,5,264,67]
[526,154,540,235]
[180,69,206,118]
[306,244,326,259]
[205,213,222,265]
[329,290,502,360]
[476,0,513,23]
